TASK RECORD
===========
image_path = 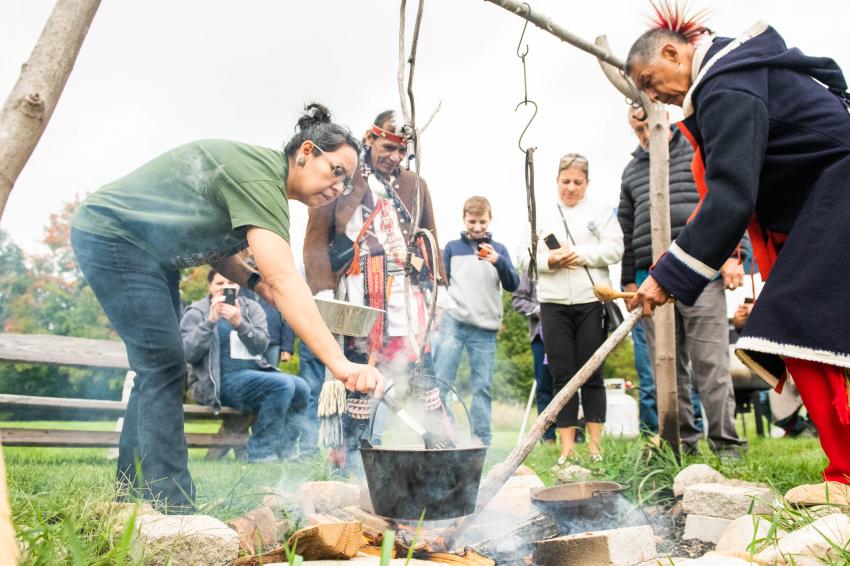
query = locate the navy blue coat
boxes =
[649,23,850,384]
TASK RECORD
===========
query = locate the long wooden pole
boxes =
[0,0,101,220]
[482,0,624,69]
[443,309,643,548]
[480,0,681,453]
[646,103,680,452]
[0,440,17,565]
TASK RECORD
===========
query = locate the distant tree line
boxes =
[0,198,636,419]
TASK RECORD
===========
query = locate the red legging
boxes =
[784,357,850,484]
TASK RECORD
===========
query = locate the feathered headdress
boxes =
[647,0,712,44]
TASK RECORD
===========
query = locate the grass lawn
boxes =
[4,404,827,565]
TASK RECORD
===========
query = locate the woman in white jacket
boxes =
[520,153,624,466]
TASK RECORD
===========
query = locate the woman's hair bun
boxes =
[297,103,332,132]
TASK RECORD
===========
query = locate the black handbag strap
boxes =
[556,204,598,289]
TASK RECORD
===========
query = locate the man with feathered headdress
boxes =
[304,110,446,467]
[625,1,850,506]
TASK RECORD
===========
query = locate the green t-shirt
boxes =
[71,139,289,268]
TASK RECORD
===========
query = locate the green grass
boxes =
[4,406,829,564]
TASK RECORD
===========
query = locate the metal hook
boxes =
[516,3,531,59]
[514,99,538,153]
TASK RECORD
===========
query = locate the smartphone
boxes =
[744,297,754,304]
[223,287,237,306]
[477,241,491,258]
[543,233,561,250]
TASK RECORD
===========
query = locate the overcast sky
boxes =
[2,1,847,268]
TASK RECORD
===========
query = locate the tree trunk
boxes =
[646,103,680,453]
[0,0,101,220]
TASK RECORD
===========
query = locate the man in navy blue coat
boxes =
[625,17,850,506]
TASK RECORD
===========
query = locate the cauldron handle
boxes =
[361,377,474,446]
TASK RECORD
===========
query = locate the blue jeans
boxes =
[434,315,497,445]
[633,320,659,433]
[71,228,195,511]
[264,345,280,368]
[220,368,309,459]
[531,337,556,441]
[297,340,326,454]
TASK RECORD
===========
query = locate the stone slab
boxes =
[756,512,850,566]
[683,514,733,544]
[673,464,725,497]
[299,481,361,515]
[532,525,656,566]
[682,482,773,519]
[130,514,239,566]
[715,514,781,555]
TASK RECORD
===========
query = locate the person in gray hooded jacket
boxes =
[181,269,309,462]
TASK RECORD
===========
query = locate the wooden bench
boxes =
[0,333,249,458]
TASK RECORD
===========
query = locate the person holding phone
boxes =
[181,270,309,463]
[70,104,385,512]
[519,153,623,467]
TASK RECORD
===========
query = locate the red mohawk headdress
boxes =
[647,0,712,44]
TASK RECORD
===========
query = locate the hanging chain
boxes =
[515,3,538,280]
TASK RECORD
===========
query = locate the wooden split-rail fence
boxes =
[0,333,249,458]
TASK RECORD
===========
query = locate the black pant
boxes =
[540,302,606,428]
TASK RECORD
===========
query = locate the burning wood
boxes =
[227,505,278,554]
[232,521,362,565]
[413,548,495,565]
[471,514,559,564]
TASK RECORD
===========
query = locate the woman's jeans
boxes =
[71,228,195,511]
[220,369,309,459]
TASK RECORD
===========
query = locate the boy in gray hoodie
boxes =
[435,197,520,445]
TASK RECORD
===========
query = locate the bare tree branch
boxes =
[483,0,624,69]
[0,0,101,220]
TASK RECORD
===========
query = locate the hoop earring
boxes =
[297,156,306,167]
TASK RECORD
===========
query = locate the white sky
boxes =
[2,1,847,268]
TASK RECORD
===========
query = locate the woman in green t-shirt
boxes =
[70,103,385,511]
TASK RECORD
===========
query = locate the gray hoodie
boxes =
[181,295,271,409]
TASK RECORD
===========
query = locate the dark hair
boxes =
[283,102,361,159]
[373,110,396,130]
[625,29,688,76]
[207,268,219,283]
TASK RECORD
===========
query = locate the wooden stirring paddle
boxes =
[593,283,675,303]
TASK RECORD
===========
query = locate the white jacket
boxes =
[519,197,624,305]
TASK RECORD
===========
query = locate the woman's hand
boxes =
[561,250,580,268]
[547,245,575,269]
[627,275,670,317]
[334,361,386,396]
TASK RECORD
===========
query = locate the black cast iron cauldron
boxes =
[359,378,487,520]
[531,481,628,522]
[360,444,488,520]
